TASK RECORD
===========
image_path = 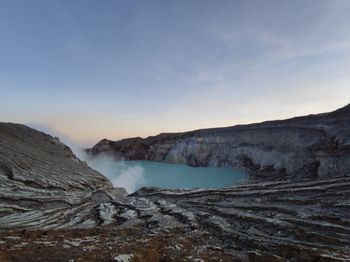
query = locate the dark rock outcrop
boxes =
[87,104,350,181]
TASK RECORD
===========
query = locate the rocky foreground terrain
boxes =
[0,105,350,261]
[88,104,350,182]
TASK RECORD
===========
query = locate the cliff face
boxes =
[88,104,350,181]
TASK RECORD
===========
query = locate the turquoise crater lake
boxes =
[86,158,248,193]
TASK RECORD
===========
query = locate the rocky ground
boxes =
[1,105,350,261]
[1,175,350,261]
[0,227,234,262]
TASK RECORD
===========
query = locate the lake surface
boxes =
[86,158,247,193]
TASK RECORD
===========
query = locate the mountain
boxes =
[88,104,350,181]
[0,115,349,260]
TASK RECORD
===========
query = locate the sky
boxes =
[1,0,350,146]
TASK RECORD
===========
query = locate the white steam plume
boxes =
[26,123,145,193]
[84,154,145,193]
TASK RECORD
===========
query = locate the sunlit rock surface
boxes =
[88,104,350,181]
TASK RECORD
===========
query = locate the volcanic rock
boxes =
[88,104,350,181]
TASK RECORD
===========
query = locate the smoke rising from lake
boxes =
[83,154,145,193]
[27,123,247,193]
[26,123,145,193]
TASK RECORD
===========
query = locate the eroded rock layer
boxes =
[1,176,349,261]
[0,123,115,228]
[88,104,350,181]
[128,176,350,260]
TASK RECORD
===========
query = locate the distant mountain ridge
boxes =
[88,104,350,181]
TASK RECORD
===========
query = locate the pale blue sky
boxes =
[1,0,350,145]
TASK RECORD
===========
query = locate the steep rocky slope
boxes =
[88,104,350,181]
[0,123,123,229]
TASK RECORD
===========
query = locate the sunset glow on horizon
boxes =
[1,0,350,145]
